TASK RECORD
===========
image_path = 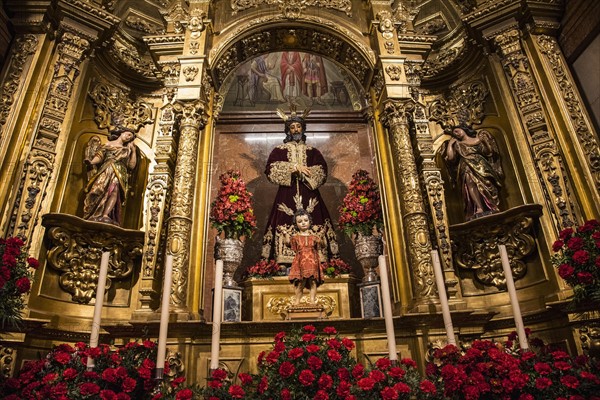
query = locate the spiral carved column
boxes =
[166,100,207,317]
[381,99,437,306]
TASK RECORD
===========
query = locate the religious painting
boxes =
[222,51,361,111]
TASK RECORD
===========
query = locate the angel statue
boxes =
[261,107,339,266]
[440,124,504,221]
[82,128,137,226]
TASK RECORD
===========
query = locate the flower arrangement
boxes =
[181,325,430,400]
[425,330,600,400]
[321,258,352,278]
[210,170,257,240]
[245,259,285,279]
[0,237,38,328]
[338,170,383,236]
[0,340,180,400]
[551,219,600,304]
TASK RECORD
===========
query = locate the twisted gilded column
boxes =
[380,99,437,305]
[167,100,207,317]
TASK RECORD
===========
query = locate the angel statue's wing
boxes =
[477,130,504,179]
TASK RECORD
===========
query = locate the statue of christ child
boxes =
[285,209,325,305]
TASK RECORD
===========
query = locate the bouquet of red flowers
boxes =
[0,237,38,328]
[321,258,352,278]
[210,170,257,240]
[426,330,600,400]
[0,340,180,400]
[246,259,285,279]
[190,325,429,400]
[551,219,600,304]
[338,170,383,236]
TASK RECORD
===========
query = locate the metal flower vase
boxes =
[353,232,383,283]
[215,236,244,287]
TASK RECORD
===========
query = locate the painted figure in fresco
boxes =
[285,209,325,305]
[440,124,504,221]
[281,51,304,102]
[83,129,137,226]
[261,109,339,266]
[249,54,285,103]
[302,54,328,105]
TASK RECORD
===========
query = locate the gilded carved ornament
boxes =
[230,0,352,18]
[428,80,489,132]
[42,213,144,304]
[109,38,156,78]
[125,14,166,35]
[267,295,336,318]
[449,205,542,289]
[89,82,154,134]
[0,35,38,138]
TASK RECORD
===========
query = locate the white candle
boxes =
[87,251,110,370]
[210,259,224,370]
[155,254,174,379]
[378,255,398,361]
[430,250,456,345]
[498,244,529,351]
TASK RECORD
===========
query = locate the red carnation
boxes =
[323,326,337,335]
[577,271,594,284]
[228,385,245,399]
[380,386,399,400]
[560,375,580,389]
[299,369,315,386]
[552,239,564,251]
[358,377,376,391]
[279,361,295,378]
[327,349,341,362]
[420,380,437,394]
[318,373,333,390]
[175,389,193,400]
[308,355,323,370]
[376,357,391,370]
[567,237,584,250]
[280,388,292,400]
[558,264,575,280]
[80,382,101,396]
[535,377,552,389]
[573,250,590,264]
[121,377,137,392]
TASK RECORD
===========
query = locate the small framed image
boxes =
[360,283,382,319]
[222,287,242,322]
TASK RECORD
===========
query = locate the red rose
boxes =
[380,386,399,400]
[577,271,594,284]
[393,382,411,394]
[280,388,292,400]
[375,357,391,370]
[323,326,337,335]
[299,369,315,386]
[80,382,101,396]
[558,264,575,280]
[535,377,552,389]
[573,250,590,264]
[122,377,137,392]
[420,380,437,394]
[228,385,245,399]
[314,390,329,400]
[357,377,375,391]
[567,237,584,250]
[308,355,323,370]
[318,373,333,390]
[327,349,341,362]
[279,361,295,378]
[552,240,564,252]
[258,376,268,393]
[175,389,193,400]
[560,375,580,389]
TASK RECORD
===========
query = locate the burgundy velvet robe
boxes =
[261,140,339,264]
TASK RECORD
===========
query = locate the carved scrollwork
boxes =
[429,80,489,132]
[42,213,144,304]
[230,0,352,17]
[267,295,336,317]
[384,65,402,81]
[0,346,15,379]
[89,82,154,134]
[450,205,542,289]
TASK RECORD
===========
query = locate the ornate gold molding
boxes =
[166,101,207,312]
[536,35,600,194]
[230,0,352,17]
[492,28,579,231]
[88,82,154,133]
[450,204,542,289]
[8,32,90,241]
[42,213,144,304]
[381,99,437,301]
[267,295,336,318]
[0,35,38,142]
[429,80,489,131]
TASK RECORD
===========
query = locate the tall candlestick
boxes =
[87,251,110,370]
[430,250,456,345]
[155,254,174,380]
[498,244,529,351]
[210,259,224,370]
[378,255,397,361]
